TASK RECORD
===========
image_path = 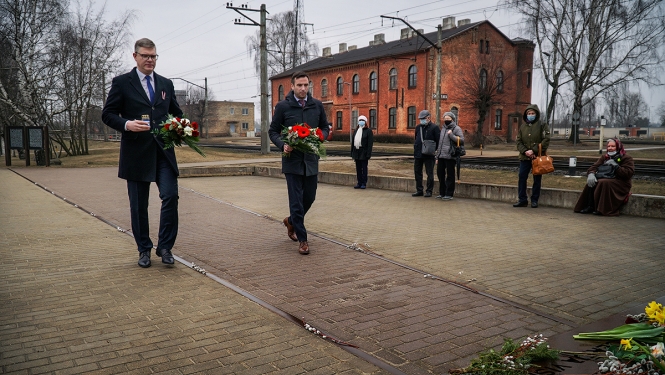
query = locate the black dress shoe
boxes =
[424,192,432,197]
[156,248,174,265]
[412,191,424,196]
[579,207,593,214]
[531,201,538,208]
[592,211,602,216]
[513,201,528,207]
[138,251,151,268]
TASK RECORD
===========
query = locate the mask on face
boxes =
[358,120,365,127]
[420,119,428,125]
[444,120,452,126]
[526,114,536,122]
[607,151,617,156]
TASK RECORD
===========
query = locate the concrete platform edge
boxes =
[179,165,664,219]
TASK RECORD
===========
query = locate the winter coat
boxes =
[516,104,550,161]
[574,154,634,216]
[434,122,464,160]
[268,91,329,176]
[413,122,441,159]
[351,127,374,161]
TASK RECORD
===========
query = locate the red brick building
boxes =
[270,18,535,142]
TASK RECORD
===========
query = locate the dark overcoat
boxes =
[268,91,329,176]
[102,67,183,181]
[574,154,634,216]
[350,127,374,161]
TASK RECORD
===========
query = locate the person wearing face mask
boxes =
[412,110,441,197]
[574,138,634,216]
[434,112,464,200]
[350,115,374,189]
[514,104,550,208]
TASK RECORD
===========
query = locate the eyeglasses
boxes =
[136,53,159,61]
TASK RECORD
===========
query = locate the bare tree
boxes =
[506,0,665,142]
[0,0,133,157]
[454,52,513,147]
[245,11,318,77]
[605,84,648,127]
[657,101,665,127]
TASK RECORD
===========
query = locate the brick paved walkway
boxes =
[0,169,384,375]
[5,166,665,374]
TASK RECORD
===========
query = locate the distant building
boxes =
[181,101,255,137]
[270,18,535,141]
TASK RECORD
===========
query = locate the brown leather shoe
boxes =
[283,217,298,242]
[298,241,309,255]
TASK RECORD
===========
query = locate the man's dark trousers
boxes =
[127,151,178,253]
[285,173,317,242]
[414,157,435,194]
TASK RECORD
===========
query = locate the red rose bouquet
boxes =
[280,123,326,158]
[152,115,205,157]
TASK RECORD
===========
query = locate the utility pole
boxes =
[227,2,270,153]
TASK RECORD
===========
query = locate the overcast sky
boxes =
[97,0,665,123]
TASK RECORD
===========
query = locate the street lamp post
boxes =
[344,82,353,143]
[543,52,551,127]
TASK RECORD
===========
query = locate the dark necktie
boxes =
[146,76,155,103]
[299,99,305,107]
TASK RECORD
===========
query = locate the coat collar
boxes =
[129,67,163,106]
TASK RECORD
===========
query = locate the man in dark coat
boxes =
[269,71,329,255]
[102,38,183,268]
[412,110,441,197]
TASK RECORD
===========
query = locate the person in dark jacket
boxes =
[412,110,441,197]
[574,138,634,216]
[514,104,550,208]
[351,115,374,189]
[269,71,329,255]
[434,112,464,200]
[102,38,182,268]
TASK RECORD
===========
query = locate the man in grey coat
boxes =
[269,71,329,255]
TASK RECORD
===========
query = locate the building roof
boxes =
[271,20,528,80]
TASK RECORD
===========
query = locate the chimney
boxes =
[410,29,424,38]
[369,41,374,46]
[348,45,357,51]
[400,28,410,40]
[458,19,471,27]
[373,33,385,45]
[339,43,347,53]
[442,16,456,30]
[322,47,331,57]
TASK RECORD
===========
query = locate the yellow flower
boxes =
[621,339,633,350]
[646,301,663,319]
[655,311,665,326]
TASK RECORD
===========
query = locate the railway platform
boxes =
[2,164,664,374]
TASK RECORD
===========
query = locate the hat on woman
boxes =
[358,115,368,123]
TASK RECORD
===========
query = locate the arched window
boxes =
[369,71,377,92]
[496,71,504,92]
[480,69,488,89]
[278,85,284,101]
[408,65,417,87]
[337,77,344,95]
[388,107,396,128]
[352,74,359,94]
[451,106,459,124]
[389,68,397,90]
[321,79,328,97]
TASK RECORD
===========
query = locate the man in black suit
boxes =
[102,38,183,268]
[269,71,329,255]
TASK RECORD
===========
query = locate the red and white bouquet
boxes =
[280,123,326,158]
[153,115,205,157]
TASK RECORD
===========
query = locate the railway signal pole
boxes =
[227,3,270,154]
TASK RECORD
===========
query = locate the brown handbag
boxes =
[531,143,554,175]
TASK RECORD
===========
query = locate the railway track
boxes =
[198,142,665,177]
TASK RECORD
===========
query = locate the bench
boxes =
[654,132,665,141]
